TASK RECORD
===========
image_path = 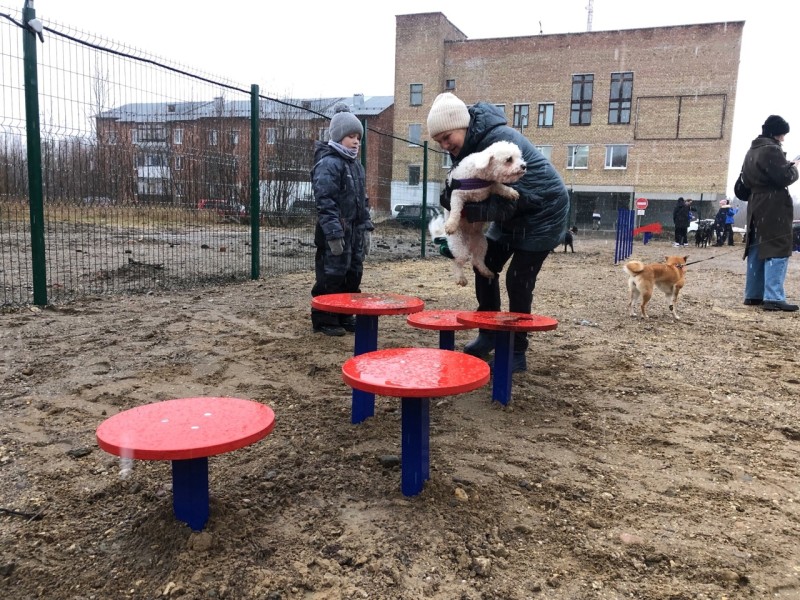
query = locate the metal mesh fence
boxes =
[2,5,429,309]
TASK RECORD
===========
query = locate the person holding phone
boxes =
[740,115,800,311]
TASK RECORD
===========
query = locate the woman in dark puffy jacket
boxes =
[427,93,569,373]
[741,115,799,311]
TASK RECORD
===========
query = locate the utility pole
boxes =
[586,0,594,32]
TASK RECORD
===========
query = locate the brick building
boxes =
[393,12,743,228]
[94,94,393,213]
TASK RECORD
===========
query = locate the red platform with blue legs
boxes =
[96,397,275,531]
[456,312,558,405]
[342,348,489,496]
[312,293,424,424]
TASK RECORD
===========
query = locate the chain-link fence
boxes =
[1,5,437,308]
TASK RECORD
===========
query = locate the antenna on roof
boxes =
[586,0,594,32]
[539,21,543,34]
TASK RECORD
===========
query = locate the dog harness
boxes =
[451,178,492,191]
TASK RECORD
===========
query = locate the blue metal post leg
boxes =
[401,396,430,496]
[171,457,209,531]
[492,331,514,405]
[352,314,379,424]
[438,330,455,351]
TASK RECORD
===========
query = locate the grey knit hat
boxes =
[329,103,363,142]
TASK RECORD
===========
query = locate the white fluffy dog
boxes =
[440,141,526,286]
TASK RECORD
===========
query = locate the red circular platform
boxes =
[342,348,490,398]
[312,293,424,316]
[96,397,275,461]
[456,311,558,332]
[406,309,475,331]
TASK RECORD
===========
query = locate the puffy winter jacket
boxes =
[311,141,371,242]
[450,102,570,252]
[741,135,798,259]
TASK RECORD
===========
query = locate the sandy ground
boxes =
[1,236,799,600]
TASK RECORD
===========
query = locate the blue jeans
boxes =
[745,245,789,302]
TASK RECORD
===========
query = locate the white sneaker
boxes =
[673,242,681,247]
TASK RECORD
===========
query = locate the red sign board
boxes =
[635,198,649,210]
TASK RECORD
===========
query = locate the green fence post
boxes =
[359,117,367,171]
[421,141,428,258]
[22,0,47,305]
[250,84,260,279]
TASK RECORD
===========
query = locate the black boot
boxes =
[463,331,496,359]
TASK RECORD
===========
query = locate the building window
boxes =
[228,130,239,146]
[605,145,629,169]
[208,130,218,146]
[410,83,423,106]
[537,103,554,127]
[319,127,329,141]
[408,124,422,146]
[442,153,452,169]
[106,130,118,144]
[567,144,589,169]
[535,145,553,162]
[173,128,183,145]
[609,72,633,125]
[174,156,183,171]
[266,128,277,144]
[137,152,167,168]
[445,79,456,90]
[133,125,166,143]
[513,104,530,129]
[570,74,594,125]
[408,165,421,186]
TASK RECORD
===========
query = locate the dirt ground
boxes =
[1,236,799,600]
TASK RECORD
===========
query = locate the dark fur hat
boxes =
[762,115,790,137]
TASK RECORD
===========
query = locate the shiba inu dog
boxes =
[623,256,688,319]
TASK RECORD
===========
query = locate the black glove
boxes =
[439,179,461,211]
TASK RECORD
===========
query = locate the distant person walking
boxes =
[741,115,800,311]
[714,199,738,246]
[592,211,601,230]
[672,197,692,247]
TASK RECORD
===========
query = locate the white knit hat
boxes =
[427,93,470,138]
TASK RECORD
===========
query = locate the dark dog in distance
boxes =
[694,221,714,248]
[563,226,578,253]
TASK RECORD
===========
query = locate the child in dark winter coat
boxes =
[310,104,373,336]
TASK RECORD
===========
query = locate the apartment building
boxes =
[94,94,393,212]
[393,12,743,227]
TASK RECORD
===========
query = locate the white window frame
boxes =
[567,144,589,169]
[513,104,530,129]
[408,123,422,147]
[605,145,629,169]
[173,128,183,145]
[266,128,277,144]
[535,145,553,162]
[208,130,218,146]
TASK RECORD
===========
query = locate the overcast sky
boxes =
[14,0,800,192]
